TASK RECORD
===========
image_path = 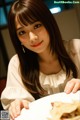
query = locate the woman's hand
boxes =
[64,78,80,94]
[9,99,29,120]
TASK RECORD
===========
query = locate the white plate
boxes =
[15,91,80,120]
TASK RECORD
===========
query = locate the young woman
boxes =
[1,0,80,119]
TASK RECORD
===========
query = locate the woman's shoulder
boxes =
[69,38,80,51]
[9,54,19,63]
[8,54,20,68]
[63,38,80,53]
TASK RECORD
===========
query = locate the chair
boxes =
[0,78,6,110]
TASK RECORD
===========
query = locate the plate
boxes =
[15,91,80,120]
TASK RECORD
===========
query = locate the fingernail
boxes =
[64,89,70,94]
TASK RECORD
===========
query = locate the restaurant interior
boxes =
[0,0,80,110]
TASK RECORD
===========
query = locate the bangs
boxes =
[14,0,47,27]
[16,9,38,26]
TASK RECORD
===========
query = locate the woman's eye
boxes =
[34,24,42,29]
[18,31,26,36]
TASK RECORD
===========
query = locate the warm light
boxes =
[50,7,61,14]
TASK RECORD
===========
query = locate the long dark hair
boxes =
[8,0,77,98]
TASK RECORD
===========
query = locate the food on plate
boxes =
[48,101,80,120]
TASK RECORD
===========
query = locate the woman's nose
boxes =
[29,32,38,42]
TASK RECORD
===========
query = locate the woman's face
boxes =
[15,18,50,54]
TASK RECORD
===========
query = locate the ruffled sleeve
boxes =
[1,54,35,110]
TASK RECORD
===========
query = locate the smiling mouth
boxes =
[31,40,43,47]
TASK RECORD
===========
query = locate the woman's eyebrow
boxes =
[16,26,24,31]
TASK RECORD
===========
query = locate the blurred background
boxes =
[0,0,80,91]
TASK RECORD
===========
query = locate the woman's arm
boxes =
[64,39,80,93]
[1,54,35,119]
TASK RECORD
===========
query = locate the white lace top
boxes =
[1,39,80,109]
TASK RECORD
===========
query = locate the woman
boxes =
[1,0,80,119]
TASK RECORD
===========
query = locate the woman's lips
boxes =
[31,40,43,47]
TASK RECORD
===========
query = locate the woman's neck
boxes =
[38,50,57,63]
[38,50,61,75]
